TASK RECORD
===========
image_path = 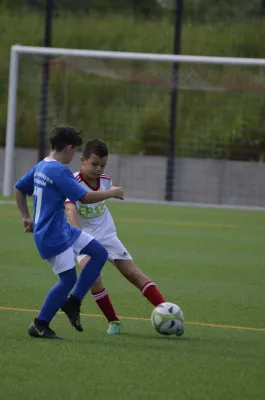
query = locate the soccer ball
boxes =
[151,302,184,335]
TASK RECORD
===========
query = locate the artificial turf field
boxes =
[0,198,264,400]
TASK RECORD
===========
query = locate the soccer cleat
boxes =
[28,318,62,339]
[106,321,122,335]
[61,294,83,332]
[175,325,185,337]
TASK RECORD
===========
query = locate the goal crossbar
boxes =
[3,44,265,197]
[9,44,265,66]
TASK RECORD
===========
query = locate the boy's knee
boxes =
[81,240,108,266]
[97,245,108,265]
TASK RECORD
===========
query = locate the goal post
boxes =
[3,46,19,197]
[3,44,265,207]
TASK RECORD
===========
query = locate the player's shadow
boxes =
[67,332,202,346]
[120,332,201,342]
[64,334,204,355]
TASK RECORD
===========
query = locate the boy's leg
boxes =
[114,259,165,307]
[72,239,108,300]
[106,237,165,307]
[111,241,184,337]
[78,255,120,334]
[62,233,108,331]
[38,268,77,323]
[29,248,78,339]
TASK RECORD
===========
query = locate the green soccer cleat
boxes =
[175,325,185,337]
[106,321,122,335]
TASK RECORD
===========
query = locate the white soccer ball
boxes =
[151,302,184,336]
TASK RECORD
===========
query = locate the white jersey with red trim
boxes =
[65,171,117,242]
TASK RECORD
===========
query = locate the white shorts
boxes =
[76,236,132,264]
[48,231,94,275]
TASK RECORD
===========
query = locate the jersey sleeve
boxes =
[55,167,87,203]
[106,179,112,190]
[101,176,112,189]
[65,197,74,205]
[14,166,36,196]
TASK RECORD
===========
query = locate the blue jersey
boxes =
[15,157,87,259]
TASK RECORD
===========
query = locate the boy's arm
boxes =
[14,187,33,233]
[65,203,82,229]
[56,168,124,204]
[14,167,35,233]
[79,187,124,204]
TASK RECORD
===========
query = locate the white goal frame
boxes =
[3,44,265,196]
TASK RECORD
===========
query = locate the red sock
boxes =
[141,281,165,307]
[91,289,119,323]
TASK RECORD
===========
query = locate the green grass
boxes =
[0,199,265,399]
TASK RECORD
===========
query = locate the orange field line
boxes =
[0,306,264,332]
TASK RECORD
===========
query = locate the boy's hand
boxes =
[110,186,124,200]
[22,218,33,233]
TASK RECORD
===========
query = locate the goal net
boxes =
[3,45,265,207]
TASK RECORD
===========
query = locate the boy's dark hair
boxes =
[50,125,83,152]
[82,139,108,159]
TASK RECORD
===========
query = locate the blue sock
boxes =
[38,267,77,323]
[72,239,108,302]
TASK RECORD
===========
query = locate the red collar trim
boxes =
[79,170,100,191]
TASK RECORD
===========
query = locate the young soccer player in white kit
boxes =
[65,139,184,336]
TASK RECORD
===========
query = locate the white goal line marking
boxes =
[1,198,265,212]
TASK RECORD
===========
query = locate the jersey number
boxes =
[34,187,43,224]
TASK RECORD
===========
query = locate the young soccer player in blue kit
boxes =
[14,126,124,339]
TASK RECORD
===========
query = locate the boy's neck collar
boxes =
[48,151,67,164]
